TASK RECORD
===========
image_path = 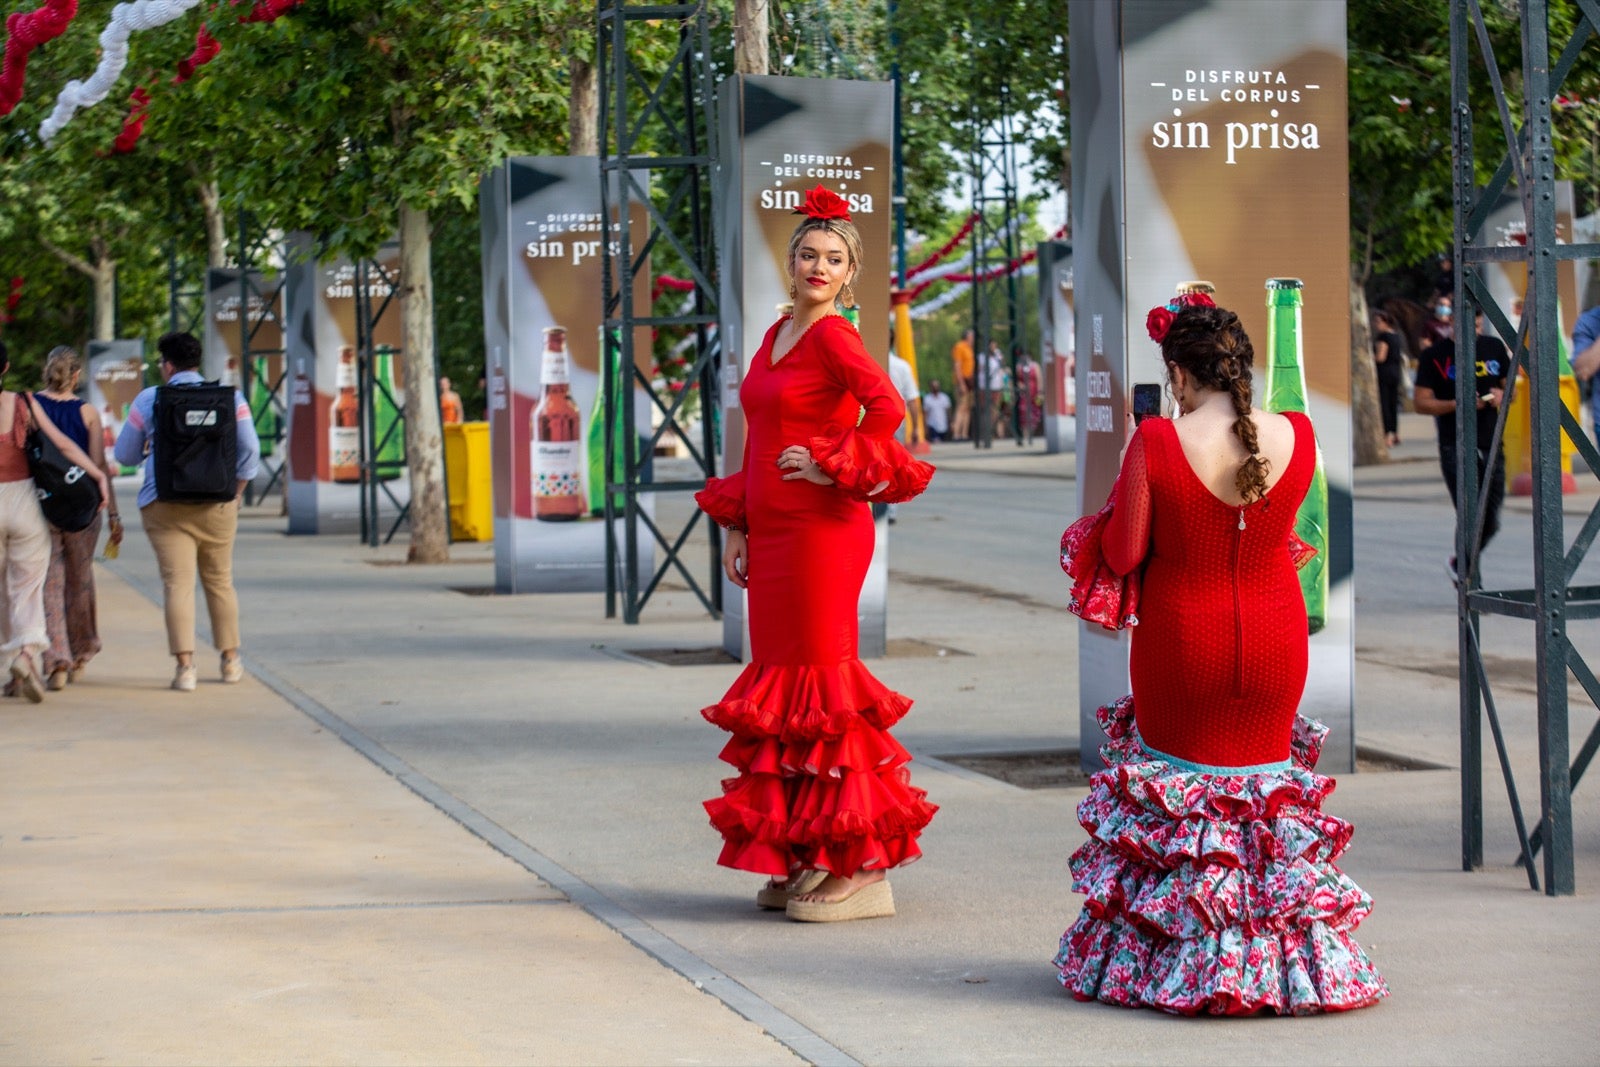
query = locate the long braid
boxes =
[1162,305,1270,502]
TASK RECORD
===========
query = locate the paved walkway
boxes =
[2,412,1598,1065]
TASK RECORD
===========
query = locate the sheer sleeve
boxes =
[1102,427,1152,576]
[1059,424,1154,630]
[695,432,750,532]
[809,318,935,503]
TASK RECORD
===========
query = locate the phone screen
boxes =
[1132,383,1162,424]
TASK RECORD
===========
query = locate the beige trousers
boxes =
[142,499,241,656]
[0,479,51,657]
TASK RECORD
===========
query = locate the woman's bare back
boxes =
[1170,403,1298,506]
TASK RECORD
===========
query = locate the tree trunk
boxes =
[198,178,228,268]
[1349,269,1388,466]
[42,237,116,339]
[569,55,598,155]
[735,0,769,75]
[398,202,450,563]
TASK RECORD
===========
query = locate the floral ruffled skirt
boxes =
[1055,696,1389,1015]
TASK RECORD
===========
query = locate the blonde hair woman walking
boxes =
[34,346,116,689]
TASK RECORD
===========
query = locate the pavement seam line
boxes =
[101,558,858,1067]
[0,898,567,920]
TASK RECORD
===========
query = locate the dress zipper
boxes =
[1233,508,1245,697]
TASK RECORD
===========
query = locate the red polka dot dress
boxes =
[1055,412,1388,1015]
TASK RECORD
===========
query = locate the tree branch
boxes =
[39,237,96,279]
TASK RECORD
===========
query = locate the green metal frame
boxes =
[1451,0,1600,895]
[598,1,722,623]
[968,72,1024,449]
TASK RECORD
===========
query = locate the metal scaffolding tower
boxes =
[1450,0,1600,895]
[597,1,722,623]
[351,254,411,547]
[968,53,1025,449]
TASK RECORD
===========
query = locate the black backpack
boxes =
[153,381,238,503]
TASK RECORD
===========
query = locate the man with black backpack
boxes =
[114,332,260,692]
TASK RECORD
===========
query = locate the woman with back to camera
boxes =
[0,341,110,702]
[694,186,937,923]
[1055,295,1387,1014]
[34,345,118,689]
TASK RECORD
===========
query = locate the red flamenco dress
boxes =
[694,314,937,880]
[1056,413,1388,1015]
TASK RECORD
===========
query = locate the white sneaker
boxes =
[172,664,198,692]
[221,655,244,684]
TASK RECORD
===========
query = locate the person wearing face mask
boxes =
[693,187,937,923]
[1422,292,1454,352]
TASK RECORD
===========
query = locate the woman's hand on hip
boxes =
[777,445,834,485]
[722,528,749,589]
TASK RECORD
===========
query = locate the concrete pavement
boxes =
[3,409,1598,1065]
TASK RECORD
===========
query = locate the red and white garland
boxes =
[39,0,204,144]
[0,0,78,116]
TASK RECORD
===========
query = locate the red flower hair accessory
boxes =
[1145,291,1216,343]
[796,185,851,222]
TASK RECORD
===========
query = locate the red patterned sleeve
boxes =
[695,434,749,532]
[1059,426,1152,630]
[1102,428,1152,576]
[808,319,935,503]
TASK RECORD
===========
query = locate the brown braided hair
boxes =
[1161,305,1270,503]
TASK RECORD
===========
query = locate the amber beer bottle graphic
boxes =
[1262,279,1330,634]
[330,346,361,483]
[532,326,584,521]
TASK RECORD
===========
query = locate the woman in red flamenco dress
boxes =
[694,187,936,923]
[1056,298,1388,1014]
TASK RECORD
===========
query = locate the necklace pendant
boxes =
[1237,509,1247,531]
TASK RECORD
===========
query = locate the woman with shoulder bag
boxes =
[33,346,117,689]
[0,342,108,702]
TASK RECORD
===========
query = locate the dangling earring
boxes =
[788,280,796,300]
[840,281,856,307]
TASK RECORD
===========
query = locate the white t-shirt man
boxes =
[888,353,920,444]
[922,386,952,438]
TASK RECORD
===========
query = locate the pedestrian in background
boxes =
[922,378,952,442]
[438,375,464,425]
[1413,308,1509,579]
[115,332,261,692]
[33,346,116,690]
[0,341,109,703]
[950,328,975,441]
[1372,309,1406,448]
[1572,301,1600,449]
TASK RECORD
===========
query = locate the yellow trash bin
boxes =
[1502,371,1582,495]
[444,421,493,541]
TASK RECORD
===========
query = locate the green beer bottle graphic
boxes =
[374,345,405,481]
[1262,278,1329,634]
[586,328,628,516]
[250,356,278,458]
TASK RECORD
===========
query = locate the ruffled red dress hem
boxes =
[702,660,937,879]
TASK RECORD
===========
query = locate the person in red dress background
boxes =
[1056,298,1387,1014]
[695,187,937,923]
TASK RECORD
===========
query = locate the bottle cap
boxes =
[1175,280,1215,295]
[542,326,567,351]
[1265,278,1304,290]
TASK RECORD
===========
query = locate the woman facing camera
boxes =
[1056,295,1387,1014]
[695,186,936,923]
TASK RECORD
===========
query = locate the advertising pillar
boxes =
[282,234,410,535]
[715,74,894,659]
[479,156,653,593]
[1037,240,1076,454]
[1070,0,1355,772]
[86,340,145,470]
[203,269,285,494]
